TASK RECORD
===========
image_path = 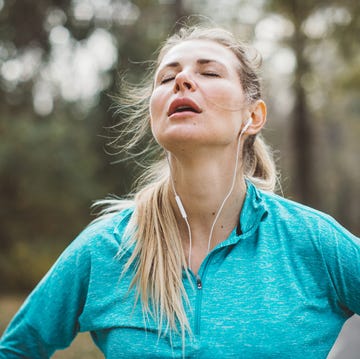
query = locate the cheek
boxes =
[149,89,166,123]
[204,85,244,112]
[149,91,165,143]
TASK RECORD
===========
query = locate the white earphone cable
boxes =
[206,128,244,252]
[167,155,193,271]
[168,118,252,270]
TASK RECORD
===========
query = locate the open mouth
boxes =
[167,98,202,117]
[173,105,200,114]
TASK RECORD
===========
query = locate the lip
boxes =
[167,97,202,117]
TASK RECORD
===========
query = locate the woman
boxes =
[0,25,359,358]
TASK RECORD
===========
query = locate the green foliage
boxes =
[0,0,187,292]
[0,0,359,292]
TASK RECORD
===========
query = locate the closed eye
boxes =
[202,72,220,77]
[160,76,175,84]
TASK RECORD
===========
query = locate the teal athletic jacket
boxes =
[1,182,359,358]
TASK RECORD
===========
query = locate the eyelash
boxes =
[159,72,220,84]
[160,76,175,84]
[202,72,220,77]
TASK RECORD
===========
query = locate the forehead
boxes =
[157,39,240,71]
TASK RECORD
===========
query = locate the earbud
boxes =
[240,117,253,135]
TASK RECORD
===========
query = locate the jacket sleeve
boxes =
[318,218,360,316]
[0,232,92,359]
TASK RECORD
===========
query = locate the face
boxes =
[149,39,249,153]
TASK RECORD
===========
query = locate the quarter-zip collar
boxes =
[239,180,268,235]
[113,181,268,256]
[212,180,268,251]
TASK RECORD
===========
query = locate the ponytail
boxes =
[243,135,277,192]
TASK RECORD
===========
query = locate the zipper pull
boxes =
[196,275,202,290]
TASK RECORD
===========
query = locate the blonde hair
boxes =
[101,25,277,342]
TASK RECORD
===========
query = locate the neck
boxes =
[168,147,247,250]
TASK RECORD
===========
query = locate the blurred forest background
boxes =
[0,0,359,293]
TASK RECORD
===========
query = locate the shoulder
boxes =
[257,190,360,279]
[84,206,134,242]
[256,189,360,315]
[258,190,357,243]
[62,207,135,261]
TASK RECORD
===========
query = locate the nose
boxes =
[174,71,197,93]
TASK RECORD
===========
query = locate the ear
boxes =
[245,100,267,135]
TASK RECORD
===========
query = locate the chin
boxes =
[154,125,232,151]
[156,126,200,143]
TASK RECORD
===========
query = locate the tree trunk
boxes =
[290,2,314,205]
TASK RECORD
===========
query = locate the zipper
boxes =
[193,258,212,335]
[191,230,241,338]
[196,275,202,290]
[194,274,203,335]
[191,247,221,336]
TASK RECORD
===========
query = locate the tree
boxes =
[0,0,193,291]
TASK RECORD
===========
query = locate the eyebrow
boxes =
[158,58,225,72]
[197,59,222,65]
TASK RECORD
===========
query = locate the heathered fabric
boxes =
[1,182,359,358]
